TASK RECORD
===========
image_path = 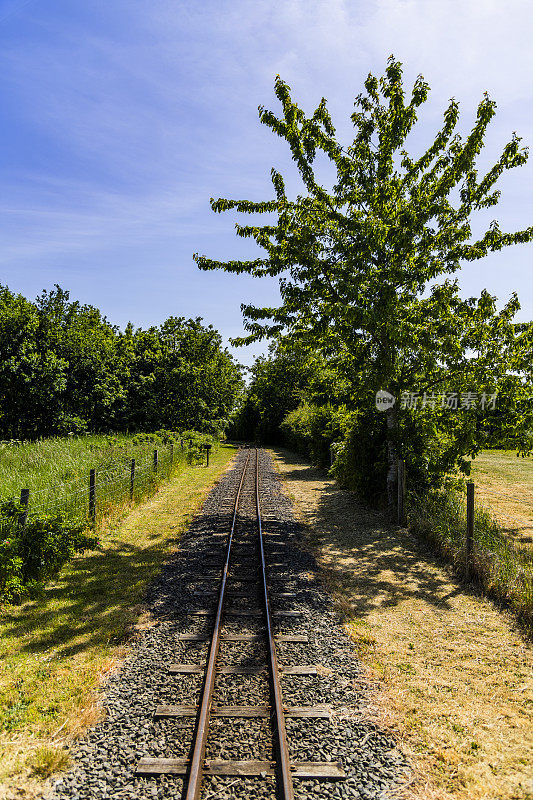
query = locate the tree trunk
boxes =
[386,403,398,516]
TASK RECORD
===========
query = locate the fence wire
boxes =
[474,485,533,509]
[3,443,201,528]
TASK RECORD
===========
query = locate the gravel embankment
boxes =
[52,449,410,800]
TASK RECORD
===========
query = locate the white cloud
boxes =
[0,181,212,263]
[364,0,533,104]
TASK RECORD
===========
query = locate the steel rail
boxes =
[184,449,252,800]
[255,448,295,800]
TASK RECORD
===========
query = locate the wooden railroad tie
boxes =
[177,633,308,642]
[168,663,318,675]
[192,590,296,599]
[153,704,332,719]
[136,757,345,778]
[189,609,302,618]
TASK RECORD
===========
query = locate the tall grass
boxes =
[0,432,214,602]
[1,435,156,500]
[0,432,208,526]
[409,485,533,629]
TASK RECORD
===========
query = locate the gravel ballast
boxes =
[52,449,410,800]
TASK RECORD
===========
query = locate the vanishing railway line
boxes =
[136,447,345,798]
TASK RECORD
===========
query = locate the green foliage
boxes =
[179,430,215,464]
[231,340,315,442]
[280,402,393,504]
[0,500,97,602]
[0,286,243,440]
[122,317,242,434]
[131,429,182,446]
[196,57,533,501]
[330,409,389,504]
[280,403,350,467]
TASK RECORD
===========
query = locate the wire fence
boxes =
[402,459,533,624]
[5,440,207,529]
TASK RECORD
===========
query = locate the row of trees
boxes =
[198,57,533,508]
[0,285,243,439]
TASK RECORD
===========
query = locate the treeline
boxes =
[231,338,533,507]
[0,285,243,439]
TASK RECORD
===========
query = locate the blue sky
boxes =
[1,0,532,367]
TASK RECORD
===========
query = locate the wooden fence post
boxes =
[205,444,212,467]
[19,488,29,529]
[466,481,474,580]
[153,449,158,474]
[130,458,135,500]
[89,469,96,526]
[397,460,405,526]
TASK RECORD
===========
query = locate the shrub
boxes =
[180,430,214,464]
[280,404,351,467]
[330,408,389,505]
[282,400,486,509]
[281,403,393,504]
[0,500,97,602]
[131,429,179,446]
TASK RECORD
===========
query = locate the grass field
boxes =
[0,442,236,799]
[470,450,533,550]
[0,434,190,522]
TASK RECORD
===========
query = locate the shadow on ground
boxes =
[271,448,468,619]
[0,532,184,659]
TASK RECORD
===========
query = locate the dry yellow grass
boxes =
[471,451,533,551]
[0,444,236,800]
[270,447,533,800]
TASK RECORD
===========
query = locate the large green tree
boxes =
[0,286,67,438]
[195,57,533,507]
[124,317,243,434]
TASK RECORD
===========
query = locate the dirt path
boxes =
[270,448,533,800]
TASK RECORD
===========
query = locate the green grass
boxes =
[0,443,236,795]
[27,744,70,778]
[0,434,144,499]
[0,433,199,604]
[0,434,190,521]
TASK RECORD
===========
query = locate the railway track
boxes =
[136,447,345,798]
